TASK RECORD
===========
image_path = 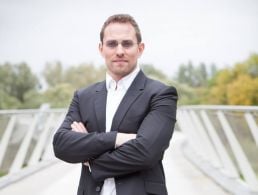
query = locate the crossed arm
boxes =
[53,86,177,181]
[70,121,136,166]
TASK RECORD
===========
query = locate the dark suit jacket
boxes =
[53,70,178,195]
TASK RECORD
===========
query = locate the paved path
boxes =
[163,132,230,195]
[0,132,230,195]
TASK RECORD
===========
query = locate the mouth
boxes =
[112,59,128,63]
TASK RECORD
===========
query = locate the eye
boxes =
[105,40,118,48]
[121,40,134,48]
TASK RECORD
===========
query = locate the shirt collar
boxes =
[106,65,140,91]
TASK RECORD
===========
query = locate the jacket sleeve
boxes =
[90,86,178,181]
[52,90,117,163]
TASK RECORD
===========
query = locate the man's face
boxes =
[99,23,144,81]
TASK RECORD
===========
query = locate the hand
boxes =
[83,162,89,166]
[71,121,88,133]
[115,133,136,148]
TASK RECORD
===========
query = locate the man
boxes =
[53,14,178,195]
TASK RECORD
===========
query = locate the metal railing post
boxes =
[217,111,258,190]
[9,114,40,173]
[189,110,221,167]
[42,113,65,160]
[9,105,49,174]
[0,116,16,167]
[177,110,204,156]
[244,112,258,146]
[200,110,238,178]
[28,113,55,166]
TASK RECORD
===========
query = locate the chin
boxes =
[114,70,128,77]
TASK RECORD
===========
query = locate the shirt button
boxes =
[96,186,101,192]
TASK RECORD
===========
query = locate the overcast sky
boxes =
[0,0,258,76]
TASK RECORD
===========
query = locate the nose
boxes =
[115,44,125,56]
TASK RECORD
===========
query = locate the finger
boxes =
[74,121,86,133]
[71,123,80,132]
[76,122,86,133]
[72,121,88,133]
[79,122,88,133]
[78,122,86,130]
[71,122,84,133]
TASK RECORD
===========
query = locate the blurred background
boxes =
[0,1,258,194]
[1,0,258,108]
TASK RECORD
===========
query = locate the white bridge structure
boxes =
[0,105,257,195]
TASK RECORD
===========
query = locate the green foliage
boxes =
[63,64,106,89]
[173,54,258,105]
[173,62,218,105]
[41,62,106,108]
[43,83,74,108]
[22,90,45,109]
[0,90,21,109]
[0,63,39,109]
[173,84,198,105]
[43,61,64,87]
[206,54,258,105]
[175,61,217,88]
[43,62,106,89]
[1,53,257,109]
[141,64,170,84]
[227,75,258,105]
[0,61,106,109]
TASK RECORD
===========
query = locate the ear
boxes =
[137,42,145,58]
[99,42,104,57]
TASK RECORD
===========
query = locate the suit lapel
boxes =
[111,71,146,131]
[94,81,107,132]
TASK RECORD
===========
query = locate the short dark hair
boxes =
[100,14,142,43]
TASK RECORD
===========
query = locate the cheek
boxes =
[101,49,114,58]
[128,52,140,61]
[126,49,136,56]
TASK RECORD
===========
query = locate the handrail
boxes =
[179,105,258,111]
[0,105,67,189]
[0,108,66,115]
[177,105,258,195]
[1,105,258,194]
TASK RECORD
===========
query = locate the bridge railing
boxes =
[0,104,66,188]
[1,105,258,194]
[177,105,258,195]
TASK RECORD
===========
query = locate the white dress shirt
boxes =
[101,66,140,195]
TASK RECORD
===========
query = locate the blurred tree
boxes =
[43,83,74,108]
[206,54,258,105]
[63,64,105,89]
[141,64,170,84]
[22,90,45,108]
[175,62,193,86]
[195,63,208,87]
[42,61,64,87]
[41,62,106,107]
[227,75,258,105]
[0,62,39,109]
[42,62,106,89]
[246,54,258,77]
[172,83,206,105]
[14,63,39,102]
[210,63,218,78]
[0,90,21,109]
[175,61,215,87]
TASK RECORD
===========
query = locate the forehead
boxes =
[103,23,137,41]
